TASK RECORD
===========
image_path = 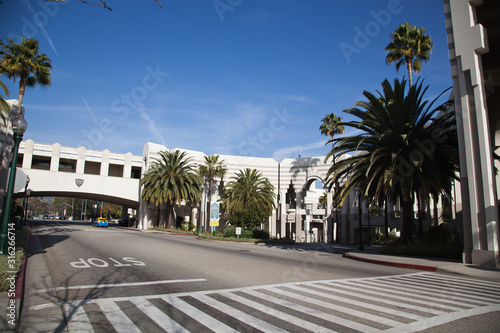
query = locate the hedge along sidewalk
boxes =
[1,227,29,332]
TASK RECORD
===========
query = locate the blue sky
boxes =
[1,0,452,160]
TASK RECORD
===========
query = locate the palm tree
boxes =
[320,113,345,237]
[319,113,345,147]
[0,79,9,126]
[222,168,275,228]
[385,23,433,87]
[141,150,202,229]
[325,78,459,242]
[198,154,227,229]
[0,37,52,113]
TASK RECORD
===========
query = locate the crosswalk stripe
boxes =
[195,294,289,332]
[334,280,464,311]
[131,298,189,333]
[397,274,500,297]
[159,295,237,333]
[383,304,500,333]
[59,272,500,333]
[352,279,476,309]
[283,284,421,325]
[62,300,95,333]
[418,273,500,291]
[313,282,445,315]
[219,291,338,333]
[96,299,141,333]
[366,278,492,306]
[387,276,500,303]
[246,288,380,332]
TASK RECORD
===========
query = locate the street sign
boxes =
[236,227,241,235]
[210,221,219,226]
[210,202,219,221]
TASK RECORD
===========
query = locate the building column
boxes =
[76,146,86,174]
[295,190,303,242]
[124,152,132,178]
[50,143,61,172]
[21,139,34,169]
[447,0,500,266]
[100,149,110,176]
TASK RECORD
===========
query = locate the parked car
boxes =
[93,217,108,228]
[43,214,49,220]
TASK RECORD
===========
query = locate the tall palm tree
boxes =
[325,78,459,242]
[385,23,433,87]
[0,37,52,113]
[320,113,345,237]
[222,168,275,228]
[141,150,202,229]
[198,154,227,229]
[319,113,344,147]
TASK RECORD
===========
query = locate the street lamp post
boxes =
[22,176,30,226]
[0,113,28,255]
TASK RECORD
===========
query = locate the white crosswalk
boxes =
[61,272,500,333]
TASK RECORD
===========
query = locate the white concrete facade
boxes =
[445,0,500,266]
[137,142,405,244]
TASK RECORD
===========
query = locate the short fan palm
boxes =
[141,150,202,229]
[325,78,459,241]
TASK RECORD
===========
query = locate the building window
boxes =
[131,166,141,179]
[108,164,123,177]
[16,153,23,168]
[59,159,76,173]
[84,161,100,175]
[31,156,51,170]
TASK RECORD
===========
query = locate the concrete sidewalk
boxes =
[343,246,500,282]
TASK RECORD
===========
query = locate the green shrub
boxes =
[251,228,269,240]
[381,225,463,259]
[0,227,28,291]
[370,232,397,245]
[223,226,269,239]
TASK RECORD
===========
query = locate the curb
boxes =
[343,252,438,272]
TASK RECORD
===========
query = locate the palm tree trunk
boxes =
[402,196,414,243]
[406,57,413,87]
[384,197,389,239]
[417,193,423,237]
[18,79,26,114]
[167,203,174,229]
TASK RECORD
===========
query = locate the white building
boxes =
[445,0,500,266]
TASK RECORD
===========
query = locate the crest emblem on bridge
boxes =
[75,178,84,187]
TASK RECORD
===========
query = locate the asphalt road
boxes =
[31,220,411,302]
[19,220,500,333]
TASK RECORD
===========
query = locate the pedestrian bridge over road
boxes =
[13,140,143,208]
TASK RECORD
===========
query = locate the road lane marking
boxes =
[97,299,142,333]
[33,272,500,333]
[131,298,190,333]
[62,300,95,333]
[30,278,207,294]
[160,294,237,333]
